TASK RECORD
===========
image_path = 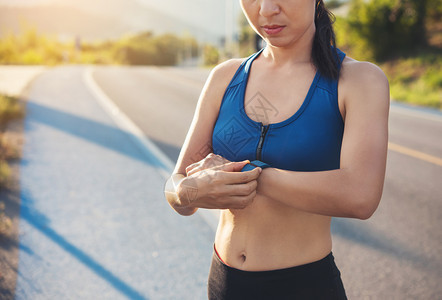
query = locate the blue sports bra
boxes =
[212,48,346,172]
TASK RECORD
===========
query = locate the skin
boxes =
[164,0,389,271]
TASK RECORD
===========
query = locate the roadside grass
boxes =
[0,201,12,235]
[0,93,23,186]
[381,53,442,109]
[0,94,24,235]
[0,94,25,127]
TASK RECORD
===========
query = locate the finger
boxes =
[185,162,200,175]
[212,160,250,172]
[204,154,230,166]
[186,166,201,177]
[187,155,230,176]
[220,180,257,196]
[203,156,227,170]
[206,153,227,162]
[205,152,217,159]
[218,167,261,185]
[204,153,226,164]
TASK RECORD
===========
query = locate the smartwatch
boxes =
[241,160,270,172]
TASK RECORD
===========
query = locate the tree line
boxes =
[0,29,200,66]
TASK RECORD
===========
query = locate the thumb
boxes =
[215,160,250,172]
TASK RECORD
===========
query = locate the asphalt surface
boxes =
[91,66,211,162]
[15,66,214,300]
[92,65,442,299]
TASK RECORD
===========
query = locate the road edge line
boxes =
[83,67,219,231]
[84,67,174,175]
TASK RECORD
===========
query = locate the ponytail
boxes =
[312,0,339,80]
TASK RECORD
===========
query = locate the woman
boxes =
[164,0,389,299]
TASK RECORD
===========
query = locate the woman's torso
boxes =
[212,49,346,271]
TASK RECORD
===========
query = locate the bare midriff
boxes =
[214,193,333,271]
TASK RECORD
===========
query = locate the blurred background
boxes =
[0,0,441,299]
[0,0,440,105]
[0,0,440,104]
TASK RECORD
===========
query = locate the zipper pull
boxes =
[256,123,269,161]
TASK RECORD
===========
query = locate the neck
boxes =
[261,22,316,68]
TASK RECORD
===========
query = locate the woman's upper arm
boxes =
[173,59,243,175]
[338,60,390,213]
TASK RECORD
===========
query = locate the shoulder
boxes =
[200,58,245,108]
[208,58,245,85]
[339,57,390,113]
[341,56,388,85]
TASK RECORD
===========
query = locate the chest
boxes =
[243,65,316,125]
[212,52,345,172]
[212,86,344,172]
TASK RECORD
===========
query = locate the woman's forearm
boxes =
[257,167,384,219]
[164,173,198,216]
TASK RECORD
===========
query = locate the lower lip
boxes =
[263,26,284,35]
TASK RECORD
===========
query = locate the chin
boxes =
[264,38,294,49]
[266,33,309,49]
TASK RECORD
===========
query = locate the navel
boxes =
[239,251,247,264]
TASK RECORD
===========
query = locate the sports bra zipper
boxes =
[256,123,269,161]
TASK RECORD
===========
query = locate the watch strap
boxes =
[241,160,270,172]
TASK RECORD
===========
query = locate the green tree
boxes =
[113,32,199,66]
[348,0,431,60]
[325,0,345,9]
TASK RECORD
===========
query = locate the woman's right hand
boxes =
[177,161,261,210]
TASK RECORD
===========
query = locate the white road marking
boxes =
[83,67,220,231]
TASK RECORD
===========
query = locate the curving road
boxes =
[15,66,213,300]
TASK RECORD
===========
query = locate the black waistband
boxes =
[212,248,337,279]
[208,249,347,300]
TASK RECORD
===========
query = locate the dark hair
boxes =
[312,0,339,80]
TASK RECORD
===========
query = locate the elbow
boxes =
[353,201,376,220]
[350,190,382,220]
[165,192,197,216]
[164,175,197,216]
[175,206,198,216]
[167,198,198,216]
[351,188,382,220]
[346,175,384,220]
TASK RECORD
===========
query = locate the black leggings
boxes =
[208,250,347,300]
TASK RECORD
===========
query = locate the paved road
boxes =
[92,65,442,299]
[92,66,210,161]
[15,66,215,300]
